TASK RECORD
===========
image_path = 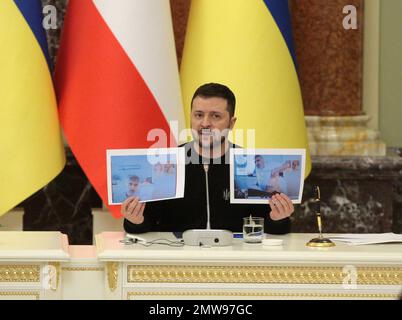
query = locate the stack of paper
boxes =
[328,233,402,245]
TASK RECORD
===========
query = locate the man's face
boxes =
[154,163,163,173]
[255,156,265,169]
[191,96,236,149]
[128,179,139,192]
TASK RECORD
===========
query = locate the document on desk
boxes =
[106,148,185,204]
[328,233,402,245]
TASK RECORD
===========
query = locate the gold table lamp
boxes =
[306,186,335,248]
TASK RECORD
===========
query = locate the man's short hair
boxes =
[191,83,236,117]
[128,175,139,182]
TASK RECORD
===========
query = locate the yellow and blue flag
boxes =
[0,0,65,216]
[181,0,311,176]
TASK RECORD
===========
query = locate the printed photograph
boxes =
[107,148,185,204]
[230,149,306,204]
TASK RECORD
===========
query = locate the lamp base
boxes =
[306,237,335,247]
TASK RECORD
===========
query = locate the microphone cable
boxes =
[203,164,211,229]
[120,237,184,247]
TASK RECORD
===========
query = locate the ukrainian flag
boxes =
[0,0,65,216]
[181,0,311,175]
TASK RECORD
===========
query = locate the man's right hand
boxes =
[121,197,146,224]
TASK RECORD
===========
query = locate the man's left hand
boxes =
[269,193,294,221]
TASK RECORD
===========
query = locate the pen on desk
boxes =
[315,186,323,237]
[306,186,335,247]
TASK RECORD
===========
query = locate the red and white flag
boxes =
[55,0,185,218]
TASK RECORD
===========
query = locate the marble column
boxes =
[290,0,386,155]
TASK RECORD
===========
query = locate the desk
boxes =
[0,231,69,300]
[96,232,402,300]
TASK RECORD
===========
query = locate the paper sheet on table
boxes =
[328,233,402,245]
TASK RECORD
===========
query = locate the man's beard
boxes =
[198,135,226,149]
[194,128,229,150]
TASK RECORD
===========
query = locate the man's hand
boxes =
[269,193,294,221]
[121,197,146,225]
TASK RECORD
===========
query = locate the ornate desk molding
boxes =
[106,262,119,292]
[0,265,40,283]
[96,232,402,300]
[0,232,70,300]
[0,291,40,300]
[126,265,402,286]
[126,291,400,300]
[62,266,104,272]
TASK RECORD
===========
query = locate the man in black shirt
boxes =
[122,83,294,234]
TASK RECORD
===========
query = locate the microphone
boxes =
[182,159,233,247]
[203,164,211,229]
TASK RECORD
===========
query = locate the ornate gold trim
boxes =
[127,291,399,299]
[0,291,40,300]
[48,262,60,291]
[0,265,40,282]
[62,267,105,272]
[127,265,402,285]
[107,262,119,292]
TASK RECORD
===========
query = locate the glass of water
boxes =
[243,216,264,243]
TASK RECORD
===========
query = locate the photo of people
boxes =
[107,148,185,204]
[230,149,306,204]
